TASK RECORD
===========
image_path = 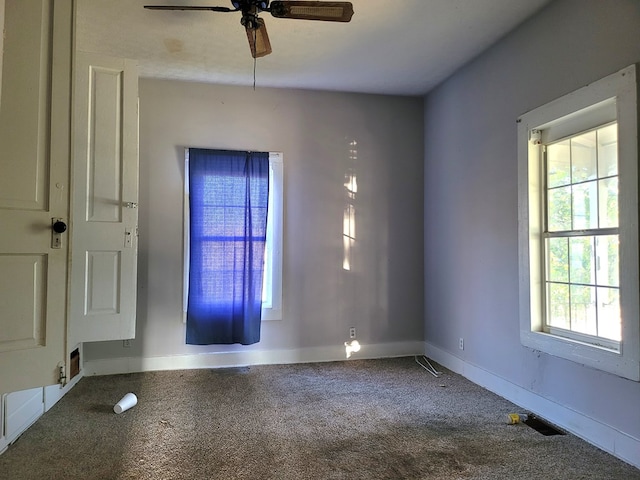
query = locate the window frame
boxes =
[517,65,640,381]
[183,149,283,323]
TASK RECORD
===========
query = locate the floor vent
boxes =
[525,416,566,436]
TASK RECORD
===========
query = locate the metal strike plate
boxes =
[124,227,132,248]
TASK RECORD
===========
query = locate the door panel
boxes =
[70,52,138,346]
[0,0,73,395]
[0,255,46,351]
[86,251,121,315]
[0,0,50,212]
[87,67,124,223]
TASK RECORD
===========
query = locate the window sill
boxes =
[546,327,620,353]
[520,328,639,381]
[261,307,282,322]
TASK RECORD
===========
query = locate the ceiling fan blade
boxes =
[246,18,272,58]
[144,5,235,13]
[269,1,354,22]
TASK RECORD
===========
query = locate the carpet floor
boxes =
[0,357,638,479]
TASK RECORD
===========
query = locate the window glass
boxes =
[569,236,594,285]
[547,140,571,188]
[595,235,619,287]
[571,131,597,183]
[597,124,617,177]
[547,186,572,232]
[546,237,568,283]
[598,177,618,228]
[597,287,620,340]
[571,181,598,230]
[570,284,597,335]
[544,125,620,342]
[547,283,570,330]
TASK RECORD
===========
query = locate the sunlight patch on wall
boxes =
[343,140,358,270]
[344,339,360,358]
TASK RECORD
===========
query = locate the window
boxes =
[518,65,640,380]
[184,150,283,323]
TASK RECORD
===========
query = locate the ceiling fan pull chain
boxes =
[253,28,257,90]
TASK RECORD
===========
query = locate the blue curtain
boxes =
[186,149,269,345]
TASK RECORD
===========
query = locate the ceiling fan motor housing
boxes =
[241,13,260,29]
[232,0,270,11]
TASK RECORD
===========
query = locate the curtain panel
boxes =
[186,148,269,345]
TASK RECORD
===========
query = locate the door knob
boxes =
[51,218,67,249]
[52,220,67,234]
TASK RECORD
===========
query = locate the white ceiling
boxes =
[76,0,552,96]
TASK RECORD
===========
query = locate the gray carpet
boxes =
[0,357,638,479]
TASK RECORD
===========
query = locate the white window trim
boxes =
[183,149,190,323]
[517,65,640,381]
[262,152,283,321]
[182,149,283,323]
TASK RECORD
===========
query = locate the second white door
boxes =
[69,52,139,347]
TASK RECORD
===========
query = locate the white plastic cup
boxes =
[113,392,138,414]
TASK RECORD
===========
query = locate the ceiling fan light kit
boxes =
[144,0,354,58]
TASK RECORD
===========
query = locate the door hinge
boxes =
[58,363,67,386]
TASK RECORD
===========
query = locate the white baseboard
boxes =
[3,388,44,446]
[83,341,424,376]
[423,341,640,469]
[44,370,84,412]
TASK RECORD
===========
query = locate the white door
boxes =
[0,0,73,395]
[69,52,139,347]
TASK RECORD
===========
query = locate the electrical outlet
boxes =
[459,338,464,350]
[123,339,132,348]
[349,327,356,339]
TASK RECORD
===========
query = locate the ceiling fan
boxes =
[144,1,354,58]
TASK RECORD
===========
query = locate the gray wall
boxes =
[424,0,640,441]
[85,81,424,362]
